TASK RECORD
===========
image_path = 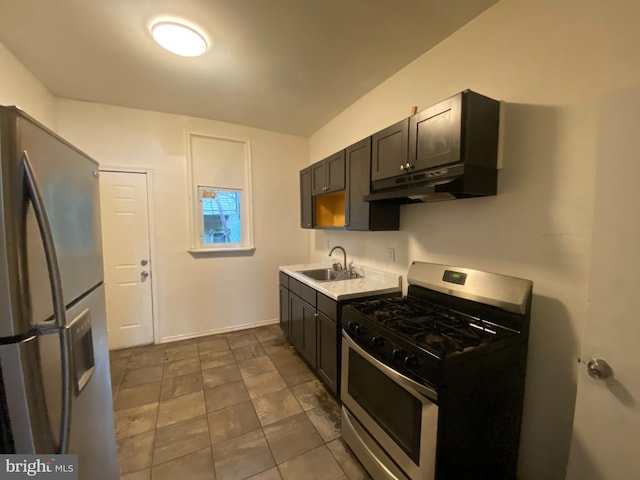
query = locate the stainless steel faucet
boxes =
[329,245,347,272]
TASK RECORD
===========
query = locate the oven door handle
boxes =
[342,330,438,402]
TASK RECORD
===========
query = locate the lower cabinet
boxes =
[316,311,338,394]
[289,292,317,369]
[279,272,340,396]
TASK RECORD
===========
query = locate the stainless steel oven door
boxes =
[341,330,439,480]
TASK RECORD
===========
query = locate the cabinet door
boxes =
[289,292,304,352]
[317,312,338,395]
[371,118,409,182]
[300,168,313,228]
[409,93,462,172]
[279,284,290,338]
[289,293,317,368]
[310,161,326,195]
[345,137,372,231]
[325,150,346,192]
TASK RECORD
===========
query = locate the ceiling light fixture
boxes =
[150,18,209,57]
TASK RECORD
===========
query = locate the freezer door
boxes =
[0,330,68,454]
[18,113,104,317]
[66,284,118,480]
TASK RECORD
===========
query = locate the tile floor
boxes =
[109,324,371,480]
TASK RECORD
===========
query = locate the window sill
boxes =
[188,246,256,256]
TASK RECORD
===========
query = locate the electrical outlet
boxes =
[388,247,396,263]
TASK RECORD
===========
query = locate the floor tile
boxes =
[156,390,206,428]
[252,388,303,426]
[246,467,282,480]
[117,430,155,475]
[115,403,159,439]
[259,337,291,355]
[238,356,277,379]
[151,447,214,480]
[114,381,162,411]
[226,331,258,349]
[153,416,210,466]
[163,357,201,378]
[205,380,250,412]
[306,401,342,442]
[128,350,166,369]
[121,469,151,480]
[278,445,347,480]
[263,412,324,464]
[232,342,266,362]
[121,365,164,388]
[163,343,199,363]
[207,400,260,445]
[200,350,236,370]
[212,429,275,480]
[253,325,283,343]
[202,363,242,388]
[327,439,371,480]
[160,371,203,400]
[290,379,333,411]
[111,325,352,480]
[198,337,230,354]
[243,371,288,399]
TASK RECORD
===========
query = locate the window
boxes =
[200,187,242,245]
[188,133,254,253]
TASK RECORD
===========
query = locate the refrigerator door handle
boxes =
[21,150,72,454]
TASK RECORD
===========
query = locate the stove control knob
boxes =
[347,321,358,333]
[371,336,385,347]
[354,325,367,336]
[404,355,417,368]
[392,348,406,361]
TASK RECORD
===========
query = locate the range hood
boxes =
[364,163,497,204]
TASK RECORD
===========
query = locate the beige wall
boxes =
[0,43,55,127]
[309,0,640,478]
[54,99,310,341]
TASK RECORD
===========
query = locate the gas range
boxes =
[340,261,533,479]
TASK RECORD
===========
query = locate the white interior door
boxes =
[566,96,640,478]
[99,170,154,350]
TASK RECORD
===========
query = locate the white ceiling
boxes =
[0,0,498,136]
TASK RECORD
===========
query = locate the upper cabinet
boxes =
[311,151,345,195]
[300,89,501,227]
[371,118,409,182]
[300,167,313,229]
[345,137,399,231]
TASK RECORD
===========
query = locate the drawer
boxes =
[299,283,316,306]
[317,293,337,321]
[289,277,316,306]
[279,271,289,287]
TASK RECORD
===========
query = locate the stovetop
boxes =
[346,296,514,357]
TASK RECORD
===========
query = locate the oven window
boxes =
[348,349,422,464]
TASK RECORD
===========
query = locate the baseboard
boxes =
[158,318,280,344]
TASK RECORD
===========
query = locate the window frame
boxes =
[187,132,255,254]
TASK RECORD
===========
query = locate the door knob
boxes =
[141,259,148,266]
[141,271,149,279]
[587,358,612,380]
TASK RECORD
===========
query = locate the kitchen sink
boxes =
[299,268,361,282]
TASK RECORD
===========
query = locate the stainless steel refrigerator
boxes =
[0,106,119,478]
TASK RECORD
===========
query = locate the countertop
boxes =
[279,263,402,301]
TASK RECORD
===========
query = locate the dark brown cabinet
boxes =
[371,118,409,182]
[300,167,312,229]
[345,137,399,231]
[316,311,338,393]
[408,90,499,173]
[311,150,345,195]
[289,293,317,369]
[278,273,339,395]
